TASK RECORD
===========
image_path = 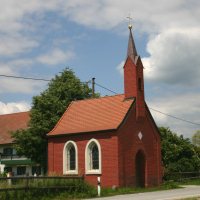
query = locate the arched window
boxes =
[67,145,75,170]
[85,139,101,174]
[63,141,78,174]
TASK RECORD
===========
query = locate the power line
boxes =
[149,107,200,126]
[95,81,200,127]
[0,74,87,84]
[0,74,50,81]
[0,73,199,126]
[95,82,118,94]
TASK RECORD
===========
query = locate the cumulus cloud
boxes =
[0,34,38,57]
[1,1,200,35]
[0,58,46,95]
[0,78,47,94]
[147,93,200,137]
[37,48,74,66]
[116,61,124,75]
[143,28,200,86]
[0,101,30,114]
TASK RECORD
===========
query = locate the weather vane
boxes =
[126,13,133,30]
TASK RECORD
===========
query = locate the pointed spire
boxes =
[127,26,138,63]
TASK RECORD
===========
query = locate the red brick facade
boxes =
[47,27,162,188]
[48,105,162,188]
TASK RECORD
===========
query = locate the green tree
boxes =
[12,68,95,171]
[192,130,200,147]
[159,127,200,180]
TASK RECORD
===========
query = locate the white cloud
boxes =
[0,58,45,95]
[37,48,74,66]
[1,1,199,35]
[0,101,30,114]
[0,78,47,94]
[116,61,124,75]
[0,34,38,56]
[56,0,200,34]
[143,28,200,86]
[147,93,200,137]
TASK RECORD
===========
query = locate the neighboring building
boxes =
[47,27,162,188]
[0,112,41,176]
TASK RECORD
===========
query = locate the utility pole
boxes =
[92,77,95,97]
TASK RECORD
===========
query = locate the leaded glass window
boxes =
[67,145,76,170]
[91,144,99,169]
[85,139,101,174]
[63,141,78,174]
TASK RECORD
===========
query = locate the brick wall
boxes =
[48,131,119,187]
[124,57,145,120]
[48,104,162,188]
[124,57,137,99]
[118,103,162,187]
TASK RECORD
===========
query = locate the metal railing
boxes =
[1,154,26,160]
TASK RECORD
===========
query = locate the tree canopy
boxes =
[159,127,200,179]
[12,69,95,170]
[192,130,200,147]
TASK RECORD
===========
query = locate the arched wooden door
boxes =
[135,150,146,187]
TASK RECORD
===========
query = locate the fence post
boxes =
[25,173,29,191]
[7,172,12,186]
[97,176,101,197]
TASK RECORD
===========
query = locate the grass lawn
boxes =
[32,180,200,199]
[2,179,200,200]
[100,181,180,197]
[178,179,200,185]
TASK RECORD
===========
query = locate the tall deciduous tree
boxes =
[192,130,200,147]
[12,69,95,171]
[159,127,200,180]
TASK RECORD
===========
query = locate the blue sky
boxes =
[0,0,200,138]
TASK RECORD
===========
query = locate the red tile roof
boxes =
[48,94,134,136]
[0,112,30,145]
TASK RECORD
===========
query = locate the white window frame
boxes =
[63,141,78,175]
[85,139,102,174]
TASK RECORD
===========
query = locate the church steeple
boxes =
[127,26,138,64]
[124,25,145,120]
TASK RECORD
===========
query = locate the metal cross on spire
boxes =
[126,13,133,30]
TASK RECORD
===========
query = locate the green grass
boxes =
[177,178,200,185]
[21,181,179,200]
[100,181,180,197]
[2,178,200,200]
[0,178,97,200]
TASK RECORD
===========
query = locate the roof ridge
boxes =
[72,94,124,103]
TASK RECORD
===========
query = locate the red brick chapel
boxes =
[47,26,163,188]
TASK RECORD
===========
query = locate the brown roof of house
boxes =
[0,112,30,145]
[48,94,134,136]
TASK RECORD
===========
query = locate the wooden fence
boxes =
[164,171,200,181]
[0,175,84,192]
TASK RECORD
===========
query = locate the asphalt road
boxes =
[88,185,200,200]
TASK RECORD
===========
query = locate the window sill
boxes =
[86,170,101,175]
[64,170,78,175]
